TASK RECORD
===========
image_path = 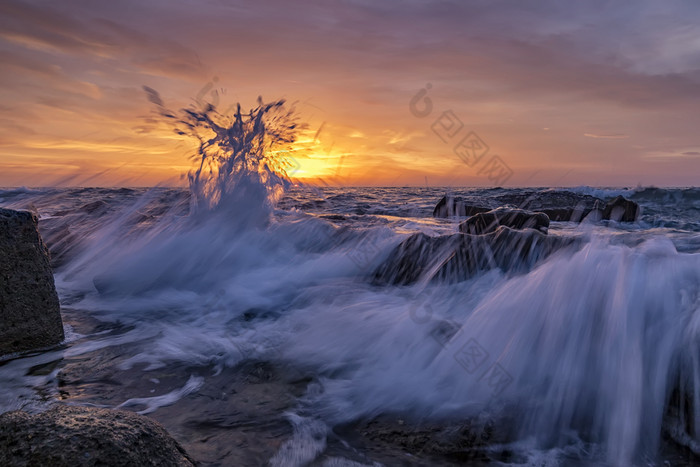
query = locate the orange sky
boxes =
[1,0,699,187]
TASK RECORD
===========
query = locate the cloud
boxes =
[0,0,204,79]
[584,133,630,139]
[1,0,700,186]
[644,149,700,160]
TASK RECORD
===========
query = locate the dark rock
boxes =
[539,204,591,222]
[320,214,347,222]
[526,195,638,223]
[433,196,490,218]
[603,195,640,222]
[538,208,572,222]
[0,405,195,466]
[0,208,63,356]
[334,414,517,465]
[374,226,577,285]
[493,190,603,212]
[459,208,550,235]
[432,192,639,224]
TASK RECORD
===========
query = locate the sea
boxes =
[1,184,700,466]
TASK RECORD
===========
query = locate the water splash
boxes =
[42,91,309,292]
[144,86,303,220]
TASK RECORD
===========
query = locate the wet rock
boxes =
[539,196,639,223]
[320,214,348,222]
[539,205,589,222]
[603,195,640,222]
[433,196,490,218]
[0,405,195,466]
[332,415,515,466]
[432,192,639,224]
[458,208,550,235]
[0,208,63,356]
[585,208,604,222]
[494,190,603,212]
[52,309,306,467]
[538,208,570,222]
[374,226,576,285]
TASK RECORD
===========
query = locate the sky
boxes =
[1,0,699,187]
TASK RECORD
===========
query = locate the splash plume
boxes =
[144,86,304,213]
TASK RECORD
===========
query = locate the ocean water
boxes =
[1,184,700,466]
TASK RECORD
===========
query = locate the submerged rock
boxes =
[79,200,109,214]
[374,226,576,285]
[433,196,490,218]
[0,208,63,356]
[0,405,196,466]
[53,200,109,217]
[458,208,550,235]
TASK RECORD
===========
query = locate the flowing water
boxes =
[1,99,700,466]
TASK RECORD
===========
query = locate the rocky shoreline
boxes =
[0,208,198,466]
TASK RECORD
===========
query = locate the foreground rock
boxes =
[374,226,577,285]
[0,405,196,466]
[0,208,63,356]
[458,208,550,235]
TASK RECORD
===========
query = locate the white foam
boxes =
[117,375,204,414]
[269,414,328,467]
